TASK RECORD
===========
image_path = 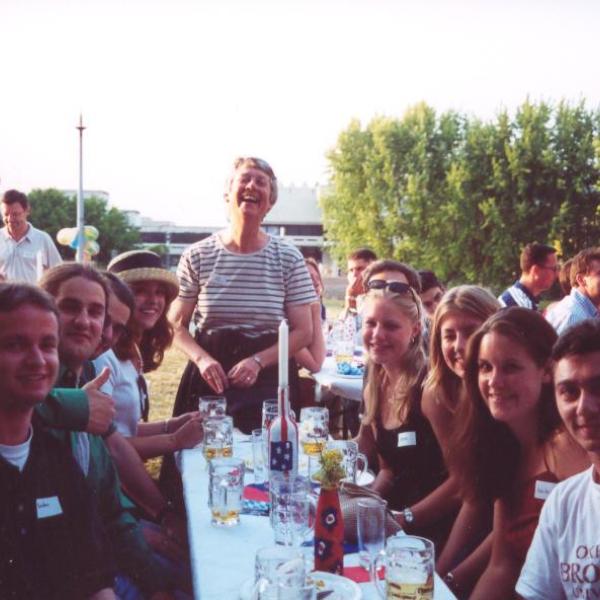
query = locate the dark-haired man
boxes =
[0,189,61,283]
[342,247,377,315]
[0,283,115,599]
[516,319,600,599]
[498,243,557,311]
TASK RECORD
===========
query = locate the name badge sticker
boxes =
[534,480,556,501]
[209,274,229,286]
[36,496,63,519]
[397,431,417,448]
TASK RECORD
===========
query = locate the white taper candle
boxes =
[278,319,289,387]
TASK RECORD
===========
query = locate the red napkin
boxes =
[343,566,385,583]
[243,484,269,503]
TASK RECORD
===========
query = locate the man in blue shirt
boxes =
[546,247,600,334]
[498,242,558,311]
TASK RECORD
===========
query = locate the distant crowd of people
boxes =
[1,157,599,599]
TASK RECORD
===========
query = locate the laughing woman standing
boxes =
[167,157,315,432]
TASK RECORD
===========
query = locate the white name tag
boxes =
[397,431,417,447]
[534,480,556,501]
[209,274,229,286]
[36,496,63,519]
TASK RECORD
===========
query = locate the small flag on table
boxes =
[270,441,293,471]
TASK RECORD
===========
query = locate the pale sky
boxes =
[1,0,598,227]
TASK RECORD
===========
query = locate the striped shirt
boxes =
[177,232,316,337]
[498,281,539,311]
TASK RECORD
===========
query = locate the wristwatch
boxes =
[402,507,415,525]
[252,355,263,369]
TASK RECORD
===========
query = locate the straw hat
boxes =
[107,250,179,302]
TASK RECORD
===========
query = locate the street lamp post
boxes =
[76,115,86,263]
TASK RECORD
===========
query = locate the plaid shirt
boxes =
[545,288,599,335]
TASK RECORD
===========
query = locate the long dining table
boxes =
[311,356,364,403]
[180,434,457,600]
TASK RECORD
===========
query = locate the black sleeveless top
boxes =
[373,372,447,511]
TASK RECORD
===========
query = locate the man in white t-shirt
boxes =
[0,189,62,283]
[516,318,600,599]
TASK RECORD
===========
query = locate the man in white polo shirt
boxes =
[0,189,62,283]
[516,318,600,599]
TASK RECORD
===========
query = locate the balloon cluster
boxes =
[56,226,100,258]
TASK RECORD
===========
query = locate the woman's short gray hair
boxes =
[227,156,278,205]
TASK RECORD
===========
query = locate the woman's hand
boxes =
[173,416,204,450]
[228,356,261,388]
[166,411,200,433]
[195,355,228,393]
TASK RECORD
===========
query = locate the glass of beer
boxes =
[326,440,368,483]
[262,399,278,431]
[208,456,245,527]
[374,535,435,599]
[198,395,226,420]
[269,473,315,546]
[299,407,329,456]
[202,415,233,460]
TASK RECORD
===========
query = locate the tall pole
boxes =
[76,114,86,262]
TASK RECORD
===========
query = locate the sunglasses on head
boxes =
[366,279,422,317]
[367,279,413,294]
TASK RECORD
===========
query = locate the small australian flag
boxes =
[270,441,293,471]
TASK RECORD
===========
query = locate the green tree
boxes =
[28,189,140,265]
[322,100,600,290]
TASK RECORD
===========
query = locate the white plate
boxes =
[240,572,362,599]
[309,571,362,599]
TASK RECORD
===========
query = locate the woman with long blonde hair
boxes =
[356,261,447,540]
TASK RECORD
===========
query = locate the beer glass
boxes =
[326,440,368,483]
[198,395,226,420]
[375,535,435,599]
[299,407,329,456]
[255,546,305,600]
[252,428,267,484]
[262,399,278,431]
[202,415,233,460]
[357,497,387,584]
[270,473,315,546]
[208,456,245,527]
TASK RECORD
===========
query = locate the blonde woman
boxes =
[422,285,501,593]
[356,261,447,543]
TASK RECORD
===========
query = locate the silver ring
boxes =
[246,376,251,381]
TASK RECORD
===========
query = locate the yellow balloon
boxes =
[84,225,99,240]
[57,227,76,246]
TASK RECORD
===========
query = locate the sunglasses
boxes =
[366,279,421,318]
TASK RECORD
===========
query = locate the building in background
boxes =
[128,184,337,273]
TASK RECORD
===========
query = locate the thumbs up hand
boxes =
[82,367,116,435]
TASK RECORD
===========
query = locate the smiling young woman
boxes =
[447,308,590,599]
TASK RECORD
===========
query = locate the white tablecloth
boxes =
[311,356,364,403]
[181,437,457,600]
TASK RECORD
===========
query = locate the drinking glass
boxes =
[262,399,279,431]
[270,473,315,547]
[198,395,226,420]
[202,416,233,460]
[299,407,329,456]
[374,535,434,599]
[255,546,305,600]
[357,497,387,584]
[326,440,368,483]
[252,428,267,484]
[207,456,245,527]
